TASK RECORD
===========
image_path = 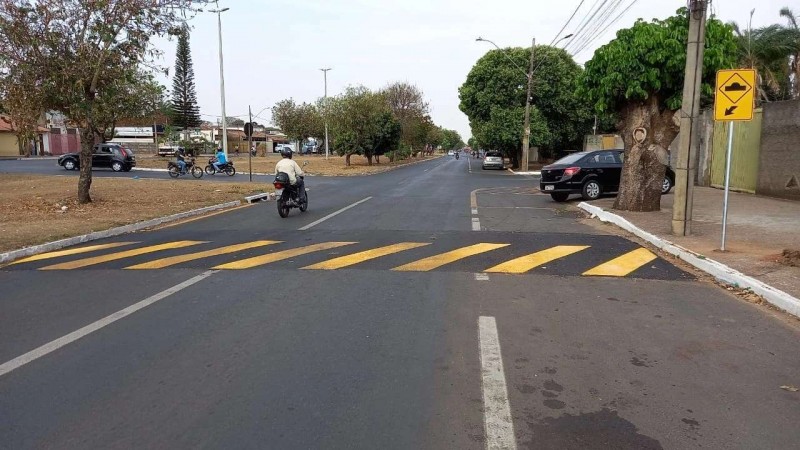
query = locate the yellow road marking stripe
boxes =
[302,242,430,270]
[392,243,509,272]
[39,241,205,270]
[6,242,137,266]
[582,248,657,277]
[485,245,590,274]
[213,242,356,270]
[125,240,281,269]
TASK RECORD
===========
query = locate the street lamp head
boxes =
[476,37,484,42]
[563,33,574,39]
[209,7,229,13]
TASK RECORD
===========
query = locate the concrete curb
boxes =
[245,192,274,203]
[578,202,800,318]
[0,200,241,265]
[134,167,273,176]
[507,169,542,176]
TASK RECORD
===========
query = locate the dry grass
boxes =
[134,153,443,176]
[0,174,268,252]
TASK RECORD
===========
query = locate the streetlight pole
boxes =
[210,4,230,157]
[320,68,332,160]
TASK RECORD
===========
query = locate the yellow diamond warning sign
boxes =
[714,69,756,121]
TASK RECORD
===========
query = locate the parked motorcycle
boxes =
[273,172,308,218]
[204,158,236,176]
[167,158,203,178]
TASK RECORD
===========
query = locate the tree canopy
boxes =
[327,86,401,165]
[459,45,593,166]
[271,99,323,147]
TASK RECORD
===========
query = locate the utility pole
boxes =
[672,0,708,236]
[210,3,230,157]
[321,68,332,160]
[248,105,253,182]
[521,37,536,171]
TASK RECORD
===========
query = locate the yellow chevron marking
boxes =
[485,245,590,274]
[583,248,657,277]
[302,242,430,270]
[392,243,509,272]
[213,242,356,269]
[125,241,281,269]
[39,241,205,270]
[7,242,137,266]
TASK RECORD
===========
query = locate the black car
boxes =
[540,150,674,202]
[58,143,136,172]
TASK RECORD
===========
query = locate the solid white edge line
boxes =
[298,196,373,231]
[0,270,218,378]
[478,316,517,450]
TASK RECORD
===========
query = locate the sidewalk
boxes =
[588,187,800,301]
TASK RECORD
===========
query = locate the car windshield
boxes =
[553,152,588,165]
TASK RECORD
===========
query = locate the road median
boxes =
[0,174,267,261]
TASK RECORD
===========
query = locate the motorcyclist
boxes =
[212,148,227,171]
[274,147,306,202]
[176,148,187,174]
[455,151,460,159]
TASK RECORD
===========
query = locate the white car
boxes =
[447,150,455,156]
[274,144,293,154]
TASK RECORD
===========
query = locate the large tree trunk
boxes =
[345,153,353,166]
[77,127,95,204]
[509,151,519,170]
[613,96,680,212]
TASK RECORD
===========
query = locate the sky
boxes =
[151,0,794,140]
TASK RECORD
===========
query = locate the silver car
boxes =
[482,151,504,170]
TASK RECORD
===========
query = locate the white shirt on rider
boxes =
[275,158,304,185]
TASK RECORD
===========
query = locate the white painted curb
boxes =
[245,192,274,203]
[507,169,541,176]
[578,202,800,318]
[0,200,241,265]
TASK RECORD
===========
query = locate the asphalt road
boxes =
[1,156,799,449]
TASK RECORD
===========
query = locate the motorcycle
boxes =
[204,158,236,176]
[455,152,460,160]
[167,158,203,178]
[273,172,308,218]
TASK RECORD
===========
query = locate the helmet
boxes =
[280,147,293,158]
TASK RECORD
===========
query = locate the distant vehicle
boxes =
[58,144,136,172]
[482,151,504,170]
[540,150,675,202]
[447,150,455,156]
[302,142,319,154]
[274,144,293,154]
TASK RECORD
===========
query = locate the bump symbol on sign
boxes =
[720,73,752,104]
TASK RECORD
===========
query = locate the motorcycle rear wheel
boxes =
[168,166,180,178]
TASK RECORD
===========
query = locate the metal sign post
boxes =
[721,121,734,251]
[247,106,253,182]
[712,68,756,251]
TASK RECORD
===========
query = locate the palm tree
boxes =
[780,7,799,98]
[730,9,800,101]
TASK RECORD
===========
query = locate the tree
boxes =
[0,0,195,203]
[459,45,593,167]
[730,11,800,101]
[225,117,245,127]
[170,25,201,129]
[271,99,323,148]
[328,86,401,166]
[92,69,165,143]
[467,137,478,149]
[780,7,800,98]
[440,128,464,150]
[382,82,429,148]
[0,61,45,156]
[581,9,737,211]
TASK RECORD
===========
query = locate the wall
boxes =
[709,109,762,193]
[757,99,800,200]
[0,133,19,157]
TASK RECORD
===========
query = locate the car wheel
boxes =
[661,176,673,194]
[581,180,602,201]
[63,159,77,171]
[111,161,123,172]
[550,192,569,202]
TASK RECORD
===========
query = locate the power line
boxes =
[549,0,587,46]
[567,0,624,54]
[563,0,610,53]
[573,0,639,56]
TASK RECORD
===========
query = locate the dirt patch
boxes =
[0,174,268,252]
[780,249,800,267]
[135,153,443,177]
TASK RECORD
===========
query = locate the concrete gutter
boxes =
[578,202,800,318]
[0,200,241,265]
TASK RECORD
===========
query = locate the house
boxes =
[0,116,50,157]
